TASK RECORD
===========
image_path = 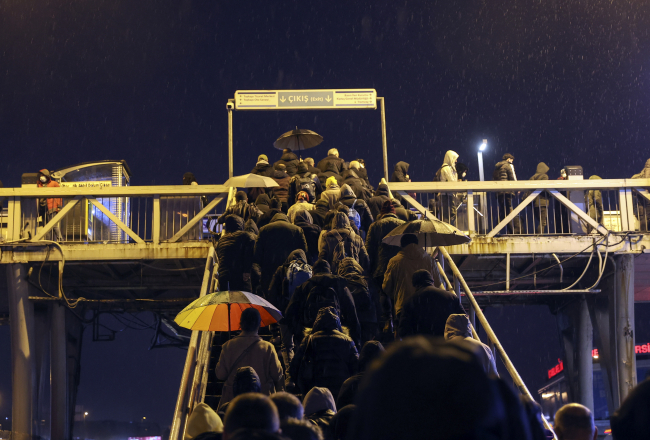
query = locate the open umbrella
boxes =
[273,128,323,158]
[174,290,282,332]
[382,218,471,248]
[224,174,279,188]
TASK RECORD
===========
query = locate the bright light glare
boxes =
[84,412,88,416]
[479,139,487,151]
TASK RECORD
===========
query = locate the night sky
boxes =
[2,0,650,429]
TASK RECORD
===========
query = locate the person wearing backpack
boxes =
[289,306,359,397]
[216,215,256,292]
[338,184,374,236]
[284,259,361,350]
[268,249,313,372]
[218,191,262,225]
[288,162,322,207]
[337,257,378,344]
[318,213,370,274]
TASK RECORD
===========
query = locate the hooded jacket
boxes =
[337,257,376,324]
[338,184,374,232]
[527,162,550,207]
[397,270,465,338]
[184,402,223,439]
[632,159,650,179]
[586,175,603,225]
[318,213,370,272]
[270,168,291,203]
[390,199,419,222]
[317,154,346,175]
[493,159,517,196]
[268,249,311,312]
[293,210,322,264]
[273,151,300,176]
[342,170,372,202]
[256,198,283,229]
[255,213,308,292]
[218,197,261,224]
[290,307,359,396]
[289,162,323,204]
[254,194,272,215]
[244,219,259,236]
[365,213,405,280]
[444,314,498,377]
[37,169,63,213]
[248,161,274,203]
[311,199,331,228]
[303,387,337,439]
[287,200,316,223]
[367,184,391,219]
[336,341,385,409]
[216,226,256,292]
[382,244,442,318]
[439,151,459,182]
[390,162,410,183]
[320,177,341,210]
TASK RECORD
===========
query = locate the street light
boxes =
[477,139,487,181]
[84,412,88,440]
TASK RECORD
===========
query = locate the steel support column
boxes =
[51,303,68,439]
[616,254,636,399]
[7,263,36,440]
[577,297,594,411]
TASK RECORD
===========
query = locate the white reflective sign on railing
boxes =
[60,181,112,189]
[234,89,377,110]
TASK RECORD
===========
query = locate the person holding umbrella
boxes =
[273,148,300,177]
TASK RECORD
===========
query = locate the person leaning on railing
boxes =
[37,169,63,241]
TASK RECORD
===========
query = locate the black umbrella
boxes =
[382,218,471,248]
[273,128,323,158]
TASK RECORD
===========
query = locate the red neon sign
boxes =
[549,343,649,379]
[548,359,564,379]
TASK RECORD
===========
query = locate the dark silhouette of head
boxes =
[554,403,596,440]
[223,393,279,439]
[233,367,261,397]
[239,308,261,333]
[270,391,304,421]
[400,233,419,248]
[280,418,323,440]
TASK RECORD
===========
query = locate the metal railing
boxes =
[388,178,650,237]
[0,185,231,245]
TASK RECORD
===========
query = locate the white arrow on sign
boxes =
[326,96,331,102]
[280,97,286,102]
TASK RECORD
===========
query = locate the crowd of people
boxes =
[188,148,650,439]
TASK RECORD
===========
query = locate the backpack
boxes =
[293,176,316,203]
[348,284,371,311]
[433,164,449,182]
[303,284,340,327]
[285,260,312,300]
[338,200,361,230]
[331,231,360,273]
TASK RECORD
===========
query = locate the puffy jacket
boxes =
[290,307,359,396]
[216,230,256,292]
[632,158,650,179]
[382,244,442,318]
[365,213,405,280]
[342,170,372,203]
[445,314,498,377]
[255,213,308,292]
[586,175,603,225]
[367,184,391,219]
[273,151,300,176]
[294,210,322,264]
[390,199,418,222]
[338,184,374,232]
[318,213,370,272]
[317,154,346,175]
[270,169,291,203]
[218,200,261,224]
[311,199,331,228]
[37,169,63,213]
[337,257,376,324]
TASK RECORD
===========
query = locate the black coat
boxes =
[216,231,256,292]
[248,162,274,203]
[390,200,418,222]
[397,284,465,338]
[310,201,330,229]
[365,213,405,280]
[317,154,346,175]
[342,170,372,203]
[294,211,322,264]
[339,184,374,232]
[367,184,391,219]
[254,194,271,215]
[270,169,291,203]
[290,307,359,396]
[390,161,409,182]
[254,213,308,292]
[273,151,300,176]
[256,208,283,229]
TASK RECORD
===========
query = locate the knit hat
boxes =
[235,191,247,201]
[185,402,224,438]
[297,191,310,202]
[380,200,396,215]
[258,154,268,163]
[326,176,338,189]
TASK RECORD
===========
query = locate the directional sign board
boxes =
[234,89,377,110]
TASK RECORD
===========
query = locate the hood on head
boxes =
[185,402,223,438]
[224,215,245,233]
[235,191,247,201]
[375,184,389,197]
[340,184,355,198]
[255,194,271,206]
[272,169,289,179]
[313,306,342,333]
[337,257,364,279]
[444,314,472,340]
[589,175,602,180]
[412,269,435,289]
[312,259,331,274]
[286,249,309,266]
[303,387,337,416]
[294,210,313,225]
[233,366,262,397]
[271,213,290,223]
[244,219,259,235]
[395,161,409,174]
[183,172,197,185]
[326,176,339,189]
[443,151,459,170]
[297,162,308,174]
[332,212,350,229]
[359,341,385,372]
[281,151,298,161]
[536,162,550,175]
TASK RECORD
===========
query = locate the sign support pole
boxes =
[378,97,389,181]
[227,99,234,179]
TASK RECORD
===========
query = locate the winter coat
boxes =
[310,199,330,228]
[248,161,274,203]
[294,210,322,264]
[273,151,300,177]
[390,199,418,222]
[355,167,372,187]
[336,341,384,408]
[342,170,372,203]
[216,230,256,292]
[317,154,346,175]
[318,213,370,272]
[37,169,63,213]
[493,161,517,195]
[320,179,342,210]
[338,184,374,232]
[290,307,359,396]
[632,159,650,179]
[367,184,391,219]
[255,213,308,292]
[256,208,283,229]
[284,272,361,345]
[254,194,272,215]
[365,213,405,280]
[390,162,410,183]
[215,335,284,408]
[337,258,376,325]
[526,162,550,207]
[244,219,259,236]
[444,314,498,377]
[397,283,465,338]
[303,387,337,440]
[318,163,344,188]
[270,169,291,203]
[586,175,604,225]
[287,200,316,223]
[289,162,323,203]
[439,151,459,183]
[382,244,442,318]
[268,250,312,313]
[218,200,261,224]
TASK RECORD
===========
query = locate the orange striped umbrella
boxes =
[174,291,282,332]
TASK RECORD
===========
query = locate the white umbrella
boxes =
[224,174,279,188]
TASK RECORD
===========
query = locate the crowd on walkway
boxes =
[179,148,650,440]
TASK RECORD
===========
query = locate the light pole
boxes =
[84,412,88,440]
[477,139,487,181]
